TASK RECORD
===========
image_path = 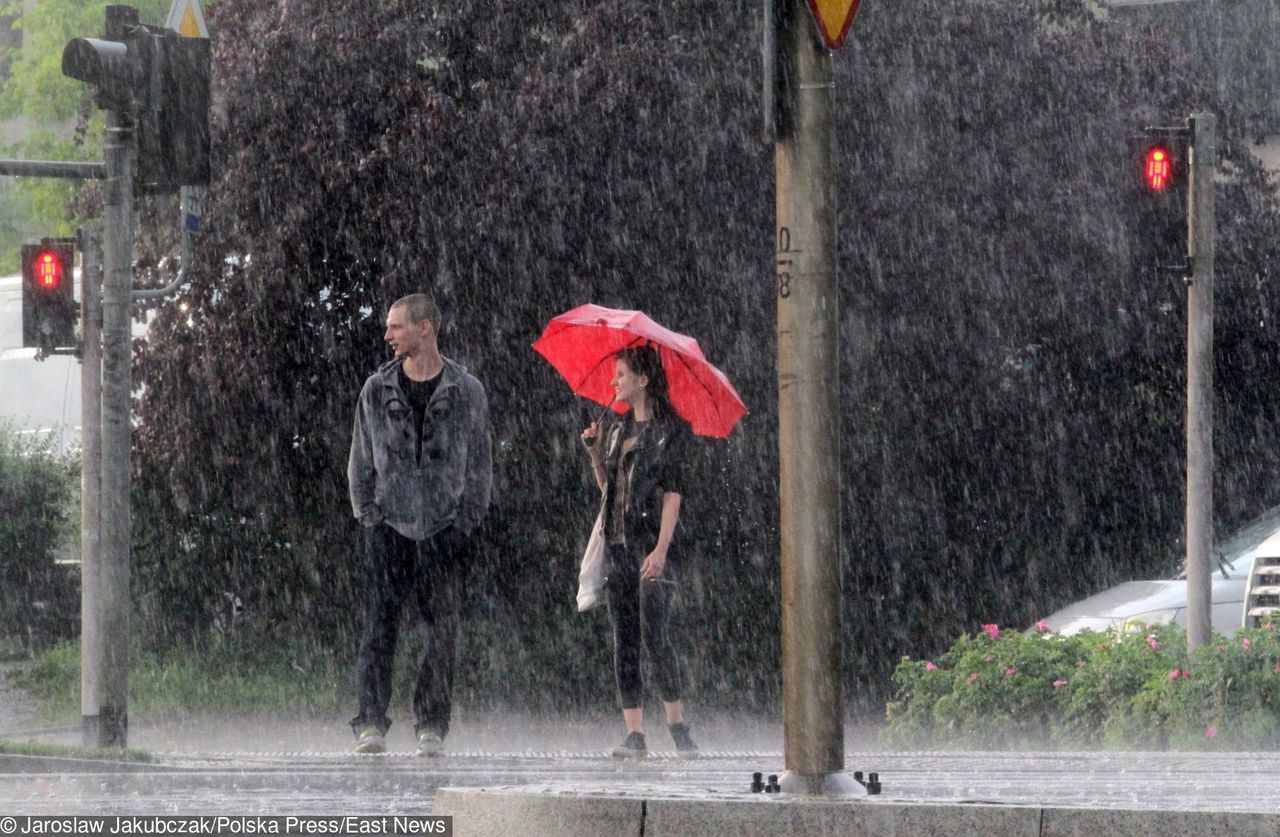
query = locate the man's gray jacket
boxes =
[348,356,492,540]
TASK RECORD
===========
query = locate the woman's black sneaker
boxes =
[611,731,647,759]
[669,723,700,758]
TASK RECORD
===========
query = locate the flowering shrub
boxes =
[882,621,1280,750]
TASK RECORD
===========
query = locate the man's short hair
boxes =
[391,294,440,332]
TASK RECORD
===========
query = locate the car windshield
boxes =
[1173,504,1280,580]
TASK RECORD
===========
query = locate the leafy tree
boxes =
[0,0,169,272]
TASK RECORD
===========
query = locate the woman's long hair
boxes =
[616,345,675,421]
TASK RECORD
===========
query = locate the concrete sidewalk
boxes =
[5,714,1280,834]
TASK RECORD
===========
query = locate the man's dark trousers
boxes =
[351,521,467,739]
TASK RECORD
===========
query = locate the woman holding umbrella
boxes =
[534,303,745,757]
[581,346,701,760]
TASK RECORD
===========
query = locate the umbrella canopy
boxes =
[532,304,747,438]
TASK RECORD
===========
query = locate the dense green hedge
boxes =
[0,425,78,657]
[884,622,1280,750]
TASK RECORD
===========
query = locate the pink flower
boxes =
[1168,669,1182,681]
[1035,620,1051,633]
[1052,679,1067,688]
[1272,661,1280,674]
[981,623,1000,640]
[966,673,979,685]
[1005,667,1016,677]
[983,655,992,663]
[1205,726,1218,739]
[1146,634,1160,650]
[925,661,937,671]
[1099,642,1110,650]
[1242,637,1252,651]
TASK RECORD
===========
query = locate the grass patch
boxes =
[0,738,151,763]
[10,639,354,722]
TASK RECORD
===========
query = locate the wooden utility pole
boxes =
[774,0,859,796]
[1185,112,1215,655]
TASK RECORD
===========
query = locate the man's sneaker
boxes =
[669,722,700,759]
[416,730,445,758]
[611,731,647,760]
[354,726,386,754]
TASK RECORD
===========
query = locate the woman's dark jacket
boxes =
[598,411,692,548]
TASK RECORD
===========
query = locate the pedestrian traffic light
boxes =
[1144,145,1173,192]
[22,239,77,351]
[62,6,210,189]
[1136,131,1190,276]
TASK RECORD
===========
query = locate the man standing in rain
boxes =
[347,293,492,756]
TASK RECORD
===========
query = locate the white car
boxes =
[1041,505,1280,637]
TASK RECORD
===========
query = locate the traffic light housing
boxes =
[61,6,210,190]
[60,37,133,112]
[1136,135,1189,275]
[129,29,211,189]
[22,239,77,351]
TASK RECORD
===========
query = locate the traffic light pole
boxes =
[79,229,104,748]
[774,0,856,797]
[98,106,134,749]
[1185,113,1216,656]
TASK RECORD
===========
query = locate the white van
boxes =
[0,272,83,457]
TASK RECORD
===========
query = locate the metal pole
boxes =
[774,0,855,796]
[1185,112,1215,656]
[78,228,103,748]
[0,160,106,179]
[99,105,133,748]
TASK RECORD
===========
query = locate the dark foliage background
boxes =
[0,427,78,656]
[127,0,1280,715]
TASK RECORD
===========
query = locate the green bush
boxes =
[0,424,79,657]
[883,621,1280,750]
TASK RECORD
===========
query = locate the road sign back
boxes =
[806,0,861,50]
[166,0,209,39]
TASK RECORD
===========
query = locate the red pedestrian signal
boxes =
[21,238,77,351]
[1145,146,1173,191]
[33,249,66,289]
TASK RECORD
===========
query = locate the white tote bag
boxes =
[576,510,606,612]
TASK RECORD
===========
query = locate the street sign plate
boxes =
[166,0,209,39]
[806,0,862,50]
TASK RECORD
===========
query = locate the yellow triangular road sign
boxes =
[806,0,861,50]
[166,0,209,39]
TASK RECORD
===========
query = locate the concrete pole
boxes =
[1185,113,1215,656]
[78,228,103,748]
[99,104,133,748]
[774,0,855,797]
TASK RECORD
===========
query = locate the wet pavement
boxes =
[2,715,1280,816]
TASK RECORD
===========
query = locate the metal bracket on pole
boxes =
[1143,125,1192,141]
[0,159,107,179]
[131,265,187,301]
[131,187,199,302]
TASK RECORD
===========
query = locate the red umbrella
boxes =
[532,304,747,438]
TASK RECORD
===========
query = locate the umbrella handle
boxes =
[593,395,617,426]
[581,395,616,455]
